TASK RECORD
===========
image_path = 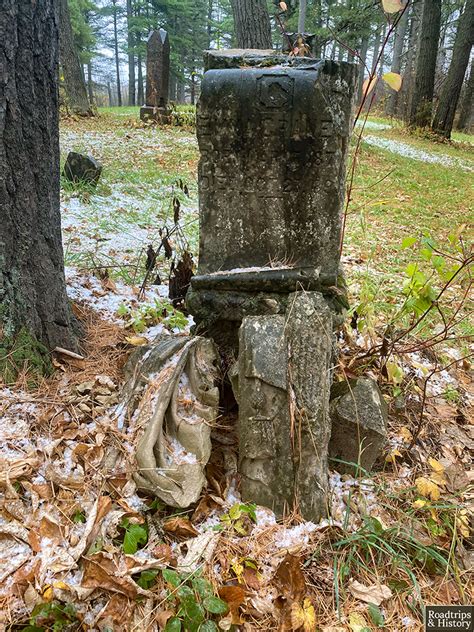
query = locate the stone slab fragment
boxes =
[63,152,102,185]
[236,291,334,521]
[329,377,388,475]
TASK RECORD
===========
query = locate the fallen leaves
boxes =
[348,578,393,606]
[163,516,199,540]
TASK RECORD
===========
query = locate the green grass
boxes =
[60,109,472,342]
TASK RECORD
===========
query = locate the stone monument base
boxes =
[140,105,172,124]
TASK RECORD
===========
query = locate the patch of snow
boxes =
[355,120,391,131]
[363,135,474,172]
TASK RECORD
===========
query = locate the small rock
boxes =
[63,151,102,186]
[329,377,387,475]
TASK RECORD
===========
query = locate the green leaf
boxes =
[184,600,205,623]
[191,578,214,598]
[401,236,417,249]
[163,568,182,588]
[368,603,385,627]
[202,596,229,615]
[177,585,195,603]
[164,617,182,632]
[123,523,148,554]
[199,622,219,632]
[228,504,242,520]
[136,569,159,589]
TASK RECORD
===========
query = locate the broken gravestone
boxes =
[140,29,172,124]
[119,334,219,507]
[329,378,388,475]
[185,50,357,521]
[187,50,357,349]
[63,151,102,186]
[233,292,334,520]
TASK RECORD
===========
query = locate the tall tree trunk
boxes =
[0,0,77,359]
[107,81,113,106]
[385,6,409,116]
[137,51,144,104]
[357,36,370,103]
[399,0,422,119]
[87,61,94,105]
[127,0,135,106]
[58,0,93,116]
[456,56,474,131]
[230,0,272,49]
[207,0,213,48]
[371,23,383,73]
[432,0,474,138]
[112,0,122,107]
[408,0,442,127]
[298,0,307,34]
[169,73,177,102]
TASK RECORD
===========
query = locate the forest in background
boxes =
[62,0,474,138]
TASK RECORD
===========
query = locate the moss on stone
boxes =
[0,327,52,385]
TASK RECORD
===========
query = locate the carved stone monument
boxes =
[187,51,356,348]
[186,50,357,522]
[140,29,171,123]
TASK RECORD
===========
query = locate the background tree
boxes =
[1,0,78,370]
[456,56,474,131]
[59,0,94,115]
[230,0,272,48]
[408,0,442,127]
[432,0,474,138]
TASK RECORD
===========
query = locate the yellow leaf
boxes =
[428,458,445,473]
[386,360,404,385]
[382,0,404,13]
[125,335,148,346]
[413,499,427,509]
[415,477,440,501]
[399,426,413,443]
[431,471,447,486]
[279,1,288,10]
[385,448,403,464]
[290,598,316,632]
[349,612,368,632]
[42,585,53,602]
[383,72,402,91]
[362,76,377,98]
[456,511,470,538]
[53,581,69,590]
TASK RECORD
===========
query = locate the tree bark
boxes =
[137,50,144,105]
[0,0,77,352]
[432,0,474,138]
[456,56,474,131]
[298,0,307,34]
[385,5,409,116]
[87,61,94,105]
[59,0,93,116]
[230,0,272,49]
[127,0,135,106]
[112,0,122,107]
[408,0,442,127]
[399,0,422,119]
[357,36,369,103]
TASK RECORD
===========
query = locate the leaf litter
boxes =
[0,116,472,630]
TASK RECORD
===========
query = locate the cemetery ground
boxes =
[0,108,472,630]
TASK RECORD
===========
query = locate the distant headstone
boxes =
[63,151,102,186]
[140,29,171,124]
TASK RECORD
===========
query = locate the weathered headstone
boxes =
[140,29,171,124]
[187,50,357,347]
[63,151,102,186]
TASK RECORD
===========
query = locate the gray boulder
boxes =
[63,151,102,186]
[329,378,387,475]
